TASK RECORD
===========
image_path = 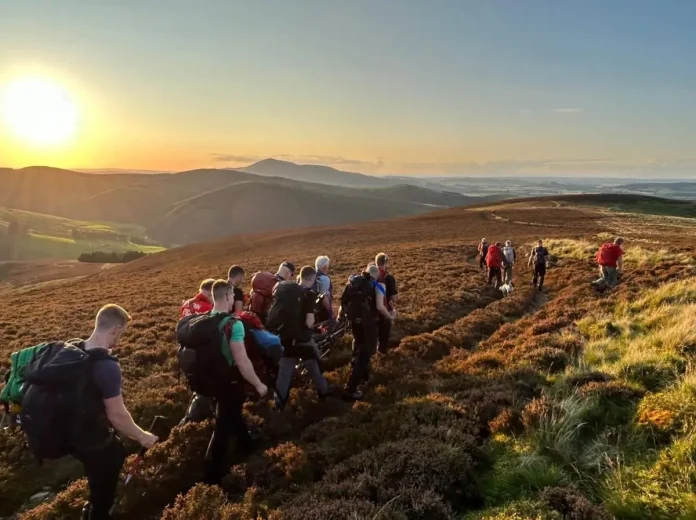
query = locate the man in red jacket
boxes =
[180,279,215,318]
[485,242,504,289]
[593,237,624,289]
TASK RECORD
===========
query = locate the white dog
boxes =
[499,282,515,297]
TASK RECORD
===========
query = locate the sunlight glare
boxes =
[1,78,78,146]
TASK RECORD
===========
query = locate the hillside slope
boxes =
[149,180,443,244]
[1,199,695,519]
[0,166,498,248]
[242,158,390,188]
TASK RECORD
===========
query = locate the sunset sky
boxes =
[1,1,695,177]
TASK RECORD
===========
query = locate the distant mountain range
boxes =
[240,158,391,188]
[0,163,504,247]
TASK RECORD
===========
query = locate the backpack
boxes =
[486,246,502,267]
[236,311,284,365]
[176,312,238,397]
[265,281,306,341]
[340,274,378,323]
[20,341,115,462]
[0,344,45,407]
[533,246,547,265]
[596,243,615,266]
[503,246,515,266]
[248,272,279,319]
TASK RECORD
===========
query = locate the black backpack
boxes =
[340,274,377,323]
[20,341,115,462]
[266,281,306,341]
[533,246,547,265]
[176,312,238,398]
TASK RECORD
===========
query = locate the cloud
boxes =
[209,153,260,163]
[552,108,584,113]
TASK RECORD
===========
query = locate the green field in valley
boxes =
[0,206,166,261]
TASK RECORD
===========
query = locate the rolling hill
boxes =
[1,196,695,519]
[0,165,503,251]
[241,158,391,188]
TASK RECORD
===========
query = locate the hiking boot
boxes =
[342,389,364,401]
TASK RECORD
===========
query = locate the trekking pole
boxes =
[124,415,166,485]
[103,415,167,518]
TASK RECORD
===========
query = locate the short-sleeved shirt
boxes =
[383,274,397,305]
[92,356,122,400]
[233,287,245,306]
[301,287,317,320]
[211,311,245,366]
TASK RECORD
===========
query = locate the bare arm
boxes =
[617,257,623,271]
[229,340,266,394]
[305,312,315,329]
[375,288,392,320]
[104,396,156,447]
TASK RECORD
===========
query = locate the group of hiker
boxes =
[0,235,630,519]
[478,236,625,292]
[477,238,550,291]
[0,253,398,519]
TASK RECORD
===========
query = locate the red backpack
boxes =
[596,243,615,266]
[248,272,279,319]
[486,245,502,267]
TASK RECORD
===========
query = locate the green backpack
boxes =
[1,344,52,407]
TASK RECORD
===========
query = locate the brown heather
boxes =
[1,200,694,519]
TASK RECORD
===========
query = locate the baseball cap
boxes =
[281,261,295,275]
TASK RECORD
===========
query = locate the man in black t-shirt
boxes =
[227,265,246,313]
[375,253,398,354]
[527,240,550,291]
[273,266,332,408]
[81,305,158,520]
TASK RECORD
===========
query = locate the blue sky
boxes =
[0,0,695,177]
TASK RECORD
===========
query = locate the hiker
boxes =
[528,240,550,291]
[268,266,334,409]
[477,238,489,270]
[177,280,268,485]
[340,264,394,401]
[314,255,334,322]
[375,252,398,354]
[502,240,517,284]
[593,237,624,290]
[20,305,158,520]
[179,279,218,425]
[248,261,295,323]
[180,278,215,317]
[227,265,246,313]
[486,242,504,289]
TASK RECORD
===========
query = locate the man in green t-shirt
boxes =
[204,280,267,485]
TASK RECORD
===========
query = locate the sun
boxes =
[1,78,78,146]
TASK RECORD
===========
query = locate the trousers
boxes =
[74,437,126,520]
[203,383,253,485]
[346,320,378,393]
